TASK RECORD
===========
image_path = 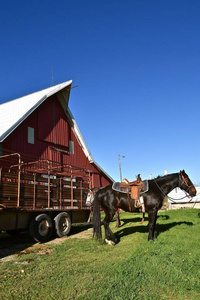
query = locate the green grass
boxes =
[0,209,200,299]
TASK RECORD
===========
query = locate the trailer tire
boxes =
[54,212,71,238]
[29,214,53,243]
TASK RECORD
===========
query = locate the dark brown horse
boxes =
[86,188,122,227]
[86,188,145,226]
[92,170,196,245]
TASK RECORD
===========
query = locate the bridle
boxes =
[153,171,195,202]
[179,171,194,194]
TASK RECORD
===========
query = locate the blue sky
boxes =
[0,0,200,184]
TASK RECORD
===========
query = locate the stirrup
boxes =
[134,199,141,208]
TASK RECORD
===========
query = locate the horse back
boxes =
[95,184,115,206]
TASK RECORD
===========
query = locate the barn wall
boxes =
[2,95,111,187]
[38,96,69,147]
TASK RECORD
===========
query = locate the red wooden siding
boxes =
[38,96,69,147]
[92,174,101,187]
[1,95,112,188]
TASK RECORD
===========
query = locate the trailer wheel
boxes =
[29,214,53,243]
[54,212,71,238]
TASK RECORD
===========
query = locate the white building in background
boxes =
[167,186,200,209]
[150,171,200,209]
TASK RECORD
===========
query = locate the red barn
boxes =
[0,80,113,187]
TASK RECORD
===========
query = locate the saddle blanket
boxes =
[112,180,149,195]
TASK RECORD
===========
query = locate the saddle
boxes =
[120,174,144,211]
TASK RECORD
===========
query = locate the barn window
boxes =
[28,127,34,144]
[69,140,74,154]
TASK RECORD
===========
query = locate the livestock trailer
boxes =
[0,152,91,242]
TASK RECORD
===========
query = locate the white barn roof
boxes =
[0,80,72,142]
[0,80,113,182]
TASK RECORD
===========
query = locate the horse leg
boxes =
[148,209,158,241]
[102,210,116,245]
[115,210,121,228]
[87,209,92,223]
[141,212,145,224]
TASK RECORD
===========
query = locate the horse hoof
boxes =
[105,239,115,246]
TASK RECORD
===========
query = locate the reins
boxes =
[153,174,195,203]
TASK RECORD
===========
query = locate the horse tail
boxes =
[92,192,102,240]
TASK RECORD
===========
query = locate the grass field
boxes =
[0,209,200,300]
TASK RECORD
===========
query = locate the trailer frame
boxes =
[0,152,92,242]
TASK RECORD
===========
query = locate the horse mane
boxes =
[154,175,162,179]
[153,174,167,180]
[153,172,179,180]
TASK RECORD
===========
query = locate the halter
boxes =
[179,171,194,194]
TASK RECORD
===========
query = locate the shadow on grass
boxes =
[156,221,193,237]
[0,223,93,260]
[114,219,193,243]
[70,223,93,235]
[0,231,35,260]
[116,214,170,226]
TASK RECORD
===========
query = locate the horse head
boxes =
[85,187,101,206]
[179,170,196,197]
[85,190,94,206]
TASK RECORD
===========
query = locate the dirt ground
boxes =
[0,226,93,263]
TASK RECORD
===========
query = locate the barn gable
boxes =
[0,81,72,142]
[0,81,113,186]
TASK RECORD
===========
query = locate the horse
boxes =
[86,188,146,226]
[86,188,122,227]
[92,170,196,245]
